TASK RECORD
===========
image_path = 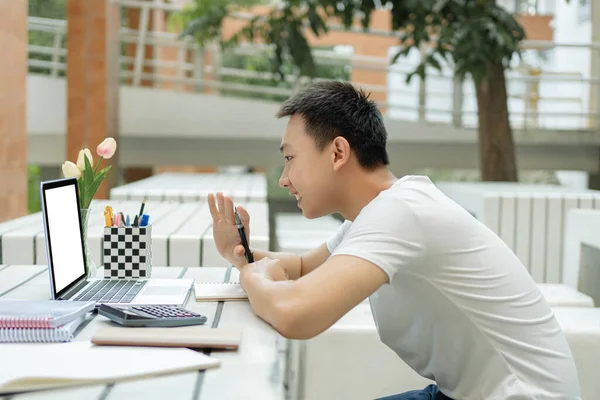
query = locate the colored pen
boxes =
[234,206,254,263]
[104,206,113,227]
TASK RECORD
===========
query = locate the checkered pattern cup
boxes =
[103,225,153,279]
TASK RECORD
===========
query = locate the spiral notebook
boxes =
[0,315,86,343]
[194,282,248,302]
[0,299,95,329]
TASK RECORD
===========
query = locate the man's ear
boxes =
[331,136,351,171]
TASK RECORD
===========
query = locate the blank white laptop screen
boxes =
[44,184,86,293]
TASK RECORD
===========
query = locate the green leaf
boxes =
[307,5,325,36]
[405,63,426,84]
[427,53,443,72]
[80,154,95,209]
[78,176,86,210]
[83,154,93,185]
[172,0,525,96]
[359,0,376,30]
[86,165,112,206]
[391,46,412,65]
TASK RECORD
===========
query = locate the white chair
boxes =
[553,307,600,400]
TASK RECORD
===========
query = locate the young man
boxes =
[207,81,581,399]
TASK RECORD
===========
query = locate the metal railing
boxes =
[26,0,600,132]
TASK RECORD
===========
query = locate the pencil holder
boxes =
[103,225,153,279]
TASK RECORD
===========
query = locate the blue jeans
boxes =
[376,384,452,400]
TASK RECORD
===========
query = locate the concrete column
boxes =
[0,0,28,222]
[66,0,121,198]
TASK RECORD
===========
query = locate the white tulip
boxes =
[76,148,93,171]
[62,161,82,179]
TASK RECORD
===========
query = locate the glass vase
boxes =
[80,208,97,279]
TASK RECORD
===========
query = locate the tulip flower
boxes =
[62,161,82,179]
[96,138,117,159]
[63,138,117,212]
[76,148,93,171]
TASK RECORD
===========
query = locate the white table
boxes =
[0,265,285,400]
[109,173,267,203]
[435,181,600,284]
[0,200,269,268]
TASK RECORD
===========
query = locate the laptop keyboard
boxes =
[73,280,148,304]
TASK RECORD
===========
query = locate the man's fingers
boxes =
[208,194,219,220]
[224,196,235,224]
[237,205,251,230]
[235,245,245,255]
[216,192,226,219]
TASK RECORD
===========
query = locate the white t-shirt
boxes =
[326,176,581,400]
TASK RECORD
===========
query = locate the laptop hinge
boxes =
[61,279,89,300]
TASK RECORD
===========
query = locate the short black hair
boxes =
[276,80,389,169]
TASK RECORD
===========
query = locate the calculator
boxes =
[98,304,207,327]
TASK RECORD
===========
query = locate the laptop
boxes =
[40,178,194,307]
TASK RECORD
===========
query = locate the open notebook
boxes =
[0,341,220,395]
[194,282,248,302]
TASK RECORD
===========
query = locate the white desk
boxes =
[0,265,285,400]
[0,200,269,268]
[435,181,600,284]
[109,173,267,203]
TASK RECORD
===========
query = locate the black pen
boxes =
[138,199,146,219]
[234,206,254,263]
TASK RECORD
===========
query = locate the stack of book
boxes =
[0,300,95,343]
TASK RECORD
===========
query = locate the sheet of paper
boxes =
[194,283,248,301]
[0,341,219,394]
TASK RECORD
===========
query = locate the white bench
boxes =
[275,213,342,254]
[287,284,594,400]
[553,307,600,400]
[109,172,267,203]
[562,208,600,306]
[537,284,595,308]
[435,182,600,284]
[0,199,269,268]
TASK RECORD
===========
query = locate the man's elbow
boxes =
[270,302,324,340]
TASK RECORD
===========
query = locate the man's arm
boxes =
[239,254,388,340]
[250,243,330,280]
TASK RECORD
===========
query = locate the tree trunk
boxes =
[475,60,518,181]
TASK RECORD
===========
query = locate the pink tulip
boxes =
[96,137,117,159]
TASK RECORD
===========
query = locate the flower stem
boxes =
[93,156,105,176]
